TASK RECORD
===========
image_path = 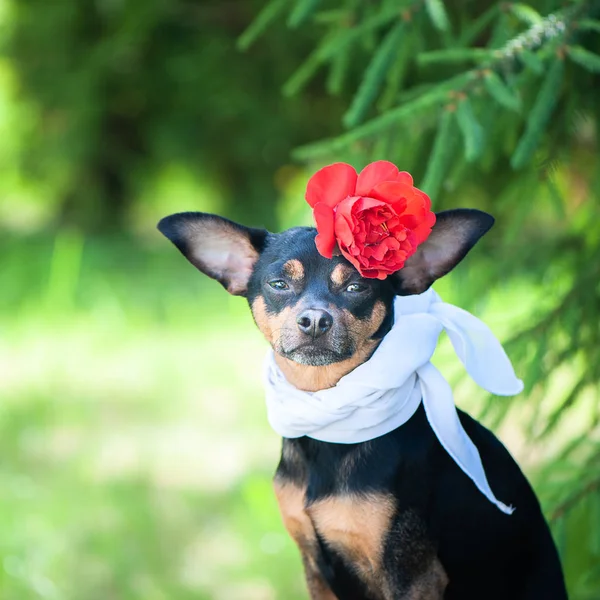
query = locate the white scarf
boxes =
[263,288,523,515]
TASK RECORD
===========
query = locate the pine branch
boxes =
[550,477,600,522]
[495,10,568,59]
[282,5,403,96]
[541,377,594,438]
[293,72,471,159]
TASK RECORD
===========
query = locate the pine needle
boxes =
[509,4,543,26]
[326,48,350,95]
[511,58,564,169]
[456,97,484,162]
[484,71,521,112]
[343,22,405,128]
[288,0,322,29]
[421,108,455,198]
[567,45,600,73]
[458,4,500,47]
[576,19,600,34]
[282,6,401,96]
[237,0,289,51]
[417,48,493,65]
[425,0,450,32]
[519,51,545,74]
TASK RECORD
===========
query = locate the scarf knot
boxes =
[264,288,523,514]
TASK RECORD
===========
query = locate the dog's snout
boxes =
[296,309,333,339]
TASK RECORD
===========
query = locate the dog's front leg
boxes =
[308,496,448,600]
[383,557,448,600]
[274,480,338,600]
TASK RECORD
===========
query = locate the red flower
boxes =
[305,161,436,279]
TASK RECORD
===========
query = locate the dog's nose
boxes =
[296,309,333,339]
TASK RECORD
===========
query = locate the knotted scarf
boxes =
[263,288,523,514]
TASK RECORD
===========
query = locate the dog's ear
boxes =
[392,209,494,296]
[157,212,269,296]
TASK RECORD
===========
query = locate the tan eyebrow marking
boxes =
[283,259,305,281]
[330,263,353,286]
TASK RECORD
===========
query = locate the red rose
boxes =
[305,161,436,280]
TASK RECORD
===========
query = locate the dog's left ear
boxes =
[157,212,269,296]
[392,209,494,296]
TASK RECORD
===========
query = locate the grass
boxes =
[0,231,306,600]
[0,230,598,599]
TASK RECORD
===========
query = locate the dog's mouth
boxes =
[280,343,353,367]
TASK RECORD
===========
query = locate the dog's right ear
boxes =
[157,212,269,296]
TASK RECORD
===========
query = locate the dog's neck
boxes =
[274,338,382,392]
[265,290,521,514]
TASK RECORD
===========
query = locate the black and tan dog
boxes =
[158,209,567,600]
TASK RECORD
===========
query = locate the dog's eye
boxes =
[345,283,367,293]
[268,280,289,291]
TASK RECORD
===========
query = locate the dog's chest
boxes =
[274,435,445,599]
[274,443,397,596]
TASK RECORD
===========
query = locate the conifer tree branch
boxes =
[550,477,600,522]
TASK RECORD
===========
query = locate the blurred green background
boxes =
[1,1,599,599]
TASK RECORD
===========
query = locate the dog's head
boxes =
[158,209,493,391]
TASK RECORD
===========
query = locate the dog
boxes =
[158,208,567,600]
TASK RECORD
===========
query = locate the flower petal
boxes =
[338,245,362,272]
[355,161,399,196]
[334,212,355,247]
[305,163,357,208]
[394,171,414,186]
[370,181,415,205]
[354,196,388,212]
[412,212,436,245]
[313,202,336,258]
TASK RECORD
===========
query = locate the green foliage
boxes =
[421,108,456,197]
[511,58,565,169]
[577,18,600,33]
[294,72,472,159]
[288,0,322,28]
[567,45,600,72]
[0,0,342,231]
[281,3,402,96]
[416,48,494,66]
[483,71,522,112]
[242,1,600,596]
[424,0,450,33]
[456,96,485,162]
[519,49,546,73]
[237,0,289,50]
[0,234,307,600]
[2,0,600,596]
[509,3,543,26]
[343,22,405,127]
